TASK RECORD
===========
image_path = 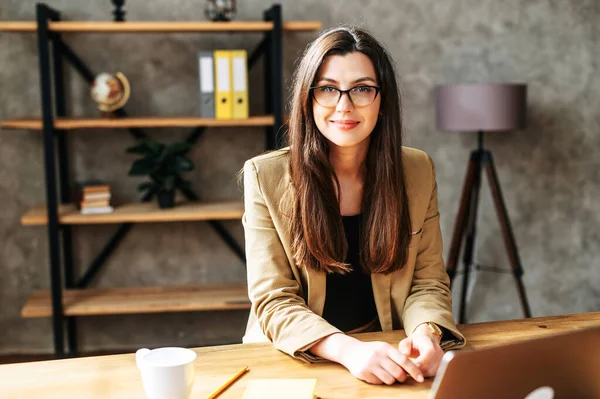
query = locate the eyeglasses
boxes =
[310,85,381,108]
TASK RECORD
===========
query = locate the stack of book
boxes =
[74,181,114,215]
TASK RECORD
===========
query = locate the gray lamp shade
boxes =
[436,83,527,132]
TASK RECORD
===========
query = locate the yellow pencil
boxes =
[207,366,249,399]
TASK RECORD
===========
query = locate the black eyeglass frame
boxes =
[309,85,381,108]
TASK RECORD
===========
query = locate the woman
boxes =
[242,26,465,385]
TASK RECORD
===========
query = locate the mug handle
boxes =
[136,348,151,369]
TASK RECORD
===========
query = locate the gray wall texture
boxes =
[0,0,598,354]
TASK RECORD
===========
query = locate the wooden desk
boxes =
[1,312,599,399]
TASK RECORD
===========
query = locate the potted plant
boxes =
[126,138,194,209]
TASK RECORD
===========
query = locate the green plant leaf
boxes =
[175,156,195,172]
[164,142,192,157]
[137,181,156,192]
[129,157,157,176]
[125,144,154,156]
[149,172,165,184]
[126,137,165,157]
[143,138,164,155]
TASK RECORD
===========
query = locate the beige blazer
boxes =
[242,147,466,362]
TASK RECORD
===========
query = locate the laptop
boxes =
[428,325,600,399]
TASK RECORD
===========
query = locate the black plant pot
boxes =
[157,189,175,209]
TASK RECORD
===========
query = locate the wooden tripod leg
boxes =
[446,153,478,286]
[458,155,483,324]
[484,153,532,318]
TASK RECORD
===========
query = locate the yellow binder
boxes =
[214,50,233,120]
[231,50,249,119]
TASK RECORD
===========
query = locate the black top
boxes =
[321,214,378,332]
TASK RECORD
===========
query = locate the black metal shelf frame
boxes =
[35,3,284,357]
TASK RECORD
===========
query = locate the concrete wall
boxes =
[0,0,598,353]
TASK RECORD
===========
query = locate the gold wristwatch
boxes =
[423,322,443,343]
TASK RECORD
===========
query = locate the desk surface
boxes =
[1,312,599,399]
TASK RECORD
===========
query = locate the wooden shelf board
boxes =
[21,201,244,226]
[21,284,251,317]
[0,21,322,33]
[282,21,323,32]
[1,115,275,130]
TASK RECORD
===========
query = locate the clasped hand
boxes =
[340,328,443,385]
[398,324,445,378]
[340,340,423,385]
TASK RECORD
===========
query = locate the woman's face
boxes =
[311,51,381,150]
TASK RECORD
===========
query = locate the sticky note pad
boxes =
[241,379,318,399]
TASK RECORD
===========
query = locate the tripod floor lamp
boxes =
[435,83,532,324]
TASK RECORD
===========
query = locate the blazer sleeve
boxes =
[401,156,466,350]
[243,160,341,362]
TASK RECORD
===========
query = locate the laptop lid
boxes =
[428,325,600,399]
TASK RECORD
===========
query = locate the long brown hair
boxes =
[287,26,412,275]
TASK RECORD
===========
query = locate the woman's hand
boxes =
[309,333,424,385]
[340,340,425,385]
[398,324,444,377]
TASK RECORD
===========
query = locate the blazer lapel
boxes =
[372,272,393,330]
[306,267,327,316]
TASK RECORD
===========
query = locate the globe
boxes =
[90,72,131,112]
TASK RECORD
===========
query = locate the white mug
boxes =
[136,347,197,399]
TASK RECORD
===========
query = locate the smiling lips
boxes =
[331,120,360,130]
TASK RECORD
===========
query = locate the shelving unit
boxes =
[0,3,321,357]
